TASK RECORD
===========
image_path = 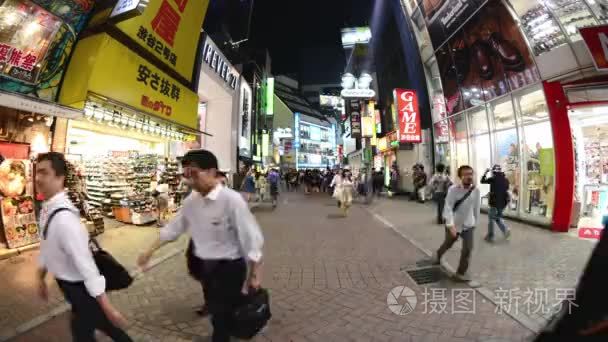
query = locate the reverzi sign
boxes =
[202,38,239,90]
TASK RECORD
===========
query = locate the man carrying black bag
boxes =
[36,152,132,341]
[138,149,265,342]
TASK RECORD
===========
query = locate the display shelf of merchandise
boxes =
[544,0,599,41]
[66,161,105,235]
[520,4,568,56]
[158,159,180,193]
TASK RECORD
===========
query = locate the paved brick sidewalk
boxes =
[12,193,532,341]
[0,224,188,341]
[368,197,596,330]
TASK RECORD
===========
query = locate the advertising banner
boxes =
[115,0,210,82]
[434,0,540,112]
[394,89,421,143]
[347,100,362,139]
[239,81,253,157]
[418,0,486,50]
[580,25,608,71]
[59,34,198,129]
[1,196,39,249]
[0,0,95,101]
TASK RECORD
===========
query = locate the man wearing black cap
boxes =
[137,149,264,342]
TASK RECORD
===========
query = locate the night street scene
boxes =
[0,0,607,341]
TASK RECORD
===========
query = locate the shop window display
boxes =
[489,96,521,213]
[449,113,469,179]
[569,105,608,230]
[542,0,599,42]
[514,87,555,220]
[467,107,493,205]
[586,0,608,22]
[512,1,568,56]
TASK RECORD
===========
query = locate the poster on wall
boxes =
[0,0,94,101]
[1,196,39,248]
[434,0,541,111]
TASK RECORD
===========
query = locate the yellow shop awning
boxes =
[59,33,199,130]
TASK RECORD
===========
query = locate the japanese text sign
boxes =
[61,34,198,129]
[115,0,210,82]
[580,25,608,71]
[348,100,362,139]
[394,89,421,143]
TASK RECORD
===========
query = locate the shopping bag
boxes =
[231,287,272,339]
[89,239,133,291]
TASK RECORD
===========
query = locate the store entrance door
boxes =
[569,104,608,236]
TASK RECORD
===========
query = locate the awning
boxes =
[0,90,82,119]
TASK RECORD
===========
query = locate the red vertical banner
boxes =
[394,89,421,143]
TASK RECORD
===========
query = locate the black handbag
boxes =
[44,208,133,292]
[231,287,272,339]
[89,238,133,291]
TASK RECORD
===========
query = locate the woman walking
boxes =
[340,170,354,217]
[241,169,256,202]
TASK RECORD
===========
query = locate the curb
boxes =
[0,245,187,342]
[0,243,41,261]
[367,208,544,334]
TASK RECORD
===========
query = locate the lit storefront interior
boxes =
[400,0,606,232]
[295,114,337,169]
[567,91,608,231]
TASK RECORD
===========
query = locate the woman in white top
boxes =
[334,170,354,217]
[331,170,343,207]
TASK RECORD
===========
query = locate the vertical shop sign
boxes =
[580,25,608,71]
[265,77,274,115]
[394,89,421,143]
[348,100,362,139]
[239,81,252,157]
[294,112,301,169]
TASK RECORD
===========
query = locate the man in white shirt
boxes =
[432,165,481,282]
[138,149,264,342]
[36,152,131,341]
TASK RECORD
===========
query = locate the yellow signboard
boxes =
[115,0,210,82]
[59,34,198,129]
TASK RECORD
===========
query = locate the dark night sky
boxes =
[249,0,374,85]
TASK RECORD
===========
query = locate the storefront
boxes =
[56,0,208,226]
[0,0,95,251]
[400,0,608,233]
[197,35,241,178]
[294,112,337,169]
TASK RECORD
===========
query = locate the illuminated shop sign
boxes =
[202,36,240,90]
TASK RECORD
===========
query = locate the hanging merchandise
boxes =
[65,159,104,236]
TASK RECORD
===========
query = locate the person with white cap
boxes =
[138,149,264,342]
[481,164,511,242]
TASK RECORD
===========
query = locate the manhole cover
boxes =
[406,267,442,285]
[416,259,437,268]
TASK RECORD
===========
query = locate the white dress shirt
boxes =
[38,192,106,297]
[443,184,481,232]
[160,185,264,262]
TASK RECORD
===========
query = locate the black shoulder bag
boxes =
[453,186,475,212]
[44,208,133,292]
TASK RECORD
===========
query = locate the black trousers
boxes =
[434,192,446,224]
[56,279,132,342]
[197,258,247,342]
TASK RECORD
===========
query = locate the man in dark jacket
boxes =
[481,165,511,242]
